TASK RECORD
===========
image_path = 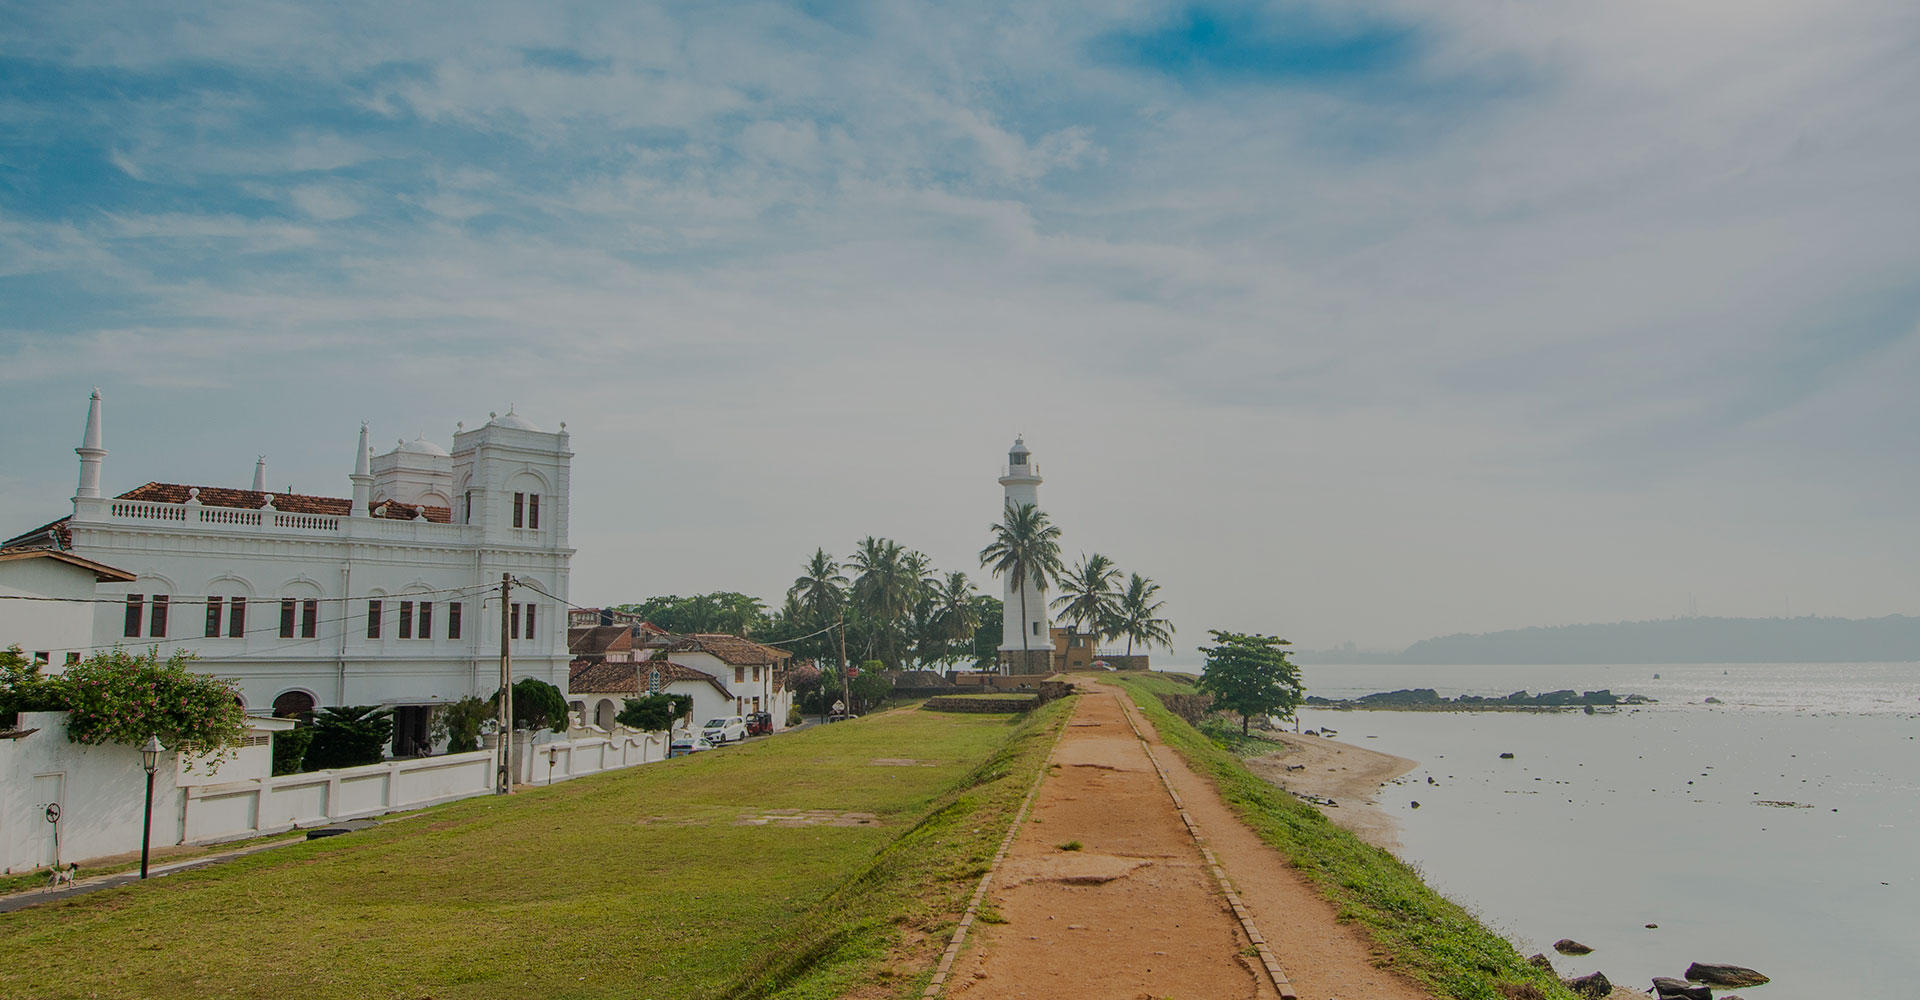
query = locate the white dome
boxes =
[394,434,451,457]
[488,406,542,432]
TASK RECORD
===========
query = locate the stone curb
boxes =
[1116,695,1300,1000]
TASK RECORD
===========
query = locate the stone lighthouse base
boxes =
[997,648,1055,675]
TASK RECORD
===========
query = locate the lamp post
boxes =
[138,735,163,879]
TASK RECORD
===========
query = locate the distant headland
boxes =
[1299,615,1920,665]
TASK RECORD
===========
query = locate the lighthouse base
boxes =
[996,648,1055,675]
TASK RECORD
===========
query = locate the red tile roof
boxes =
[648,633,792,666]
[568,658,733,698]
[115,483,453,523]
[568,625,634,657]
[1,516,72,551]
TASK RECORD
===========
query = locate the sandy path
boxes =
[947,686,1432,1000]
[1243,733,1417,849]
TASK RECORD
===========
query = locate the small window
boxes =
[302,599,318,639]
[228,597,247,638]
[150,595,168,638]
[463,490,473,524]
[528,494,540,529]
[399,601,414,640]
[206,597,223,637]
[752,664,761,681]
[65,652,81,665]
[33,651,50,665]
[734,666,745,684]
[513,492,525,528]
[525,603,536,640]
[417,601,432,640]
[1032,620,1040,636]
[367,600,382,639]
[448,602,462,640]
[280,599,297,639]
[510,603,521,640]
[124,594,144,637]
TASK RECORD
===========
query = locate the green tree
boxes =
[271,726,314,776]
[1113,574,1175,658]
[431,696,493,753]
[849,537,928,670]
[59,647,247,764]
[612,593,769,636]
[1051,553,1121,638]
[967,595,1004,671]
[1195,630,1303,735]
[784,548,849,665]
[616,693,692,732]
[496,678,569,732]
[929,571,981,667]
[978,502,1064,673]
[304,705,396,770]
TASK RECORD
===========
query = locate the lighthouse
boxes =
[997,436,1052,674]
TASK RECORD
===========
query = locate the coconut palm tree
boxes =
[850,537,924,669]
[1113,573,1174,657]
[1051,553,1121,639]
[931,571,980,666]
[978,502,1064,672]
[788,548,848,624]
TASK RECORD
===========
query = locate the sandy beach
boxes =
[1243,731,1419,849]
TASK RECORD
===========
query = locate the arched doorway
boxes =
[272,690,316,720]
[595,699,616,730]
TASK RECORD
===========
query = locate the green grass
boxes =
[1196,718,1291,758]
[1111,676,1575,1000]
[0,829,307,896]
[0,701,1073,1000]
[1055,840,1083,852]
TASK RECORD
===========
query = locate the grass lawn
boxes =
[1110,675,1575,1000]
[0,701,1071,1000]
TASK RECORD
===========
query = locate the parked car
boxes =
[745,712,774,736]
[701,716,747,744]
[668,733,713,758]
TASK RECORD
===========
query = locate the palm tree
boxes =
[931,571,980,666]
[788,548,848,625]
[978,502,1064,673]
[1051,553,1121,639]
[850,537,923,669]
[1113,573,1174,658]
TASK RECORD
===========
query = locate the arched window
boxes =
[272,690,316,719]
[595,699,616,730]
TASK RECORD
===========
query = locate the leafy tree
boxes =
[968,595,1004,671]
[848,669,892,714]
[616,693,693,732]
[929,571,980,666]
[304,705,396,770]
[271,726,314,775]
[1052,553,1121,638]
[495,677,569,732]
[849,537,930,670]
[1195,630,1303,735]
[1113,574,1175,657]
[431,696,493,753]
[978,502,1064,673]
[612,592,769,636]
[60,647,247,765]
[0,645,65,724]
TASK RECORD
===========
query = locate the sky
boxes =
[4,1,1919,654]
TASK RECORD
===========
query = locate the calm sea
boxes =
[1161,663,1918,998]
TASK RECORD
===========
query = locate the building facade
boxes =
[4,392,575,752]
[996,437,1053,674]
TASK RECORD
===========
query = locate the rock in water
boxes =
[1528,953,1555,973]
[1686,963,1769,987]
[1564,971,1611,998]
[1553,939,1594,955]
[1652,977,1711,1000]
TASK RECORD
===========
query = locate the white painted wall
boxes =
[668,651,793,728]
[0,556,104,666]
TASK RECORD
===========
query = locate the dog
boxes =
[47,863,78,888]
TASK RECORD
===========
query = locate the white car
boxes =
[667,733,713,758]
[701,716,747,744]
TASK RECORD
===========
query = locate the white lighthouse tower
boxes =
[996,436,1052,674]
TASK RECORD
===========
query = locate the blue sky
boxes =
[5,1,1920,649]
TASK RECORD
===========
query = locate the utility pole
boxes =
[498,572,513,794]
[838,607,850,719]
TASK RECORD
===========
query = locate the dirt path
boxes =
[947,686,1432,1000]
[1243,733,1417,850]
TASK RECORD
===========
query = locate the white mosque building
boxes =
[3,391,575,754]
[996,436,1054,674]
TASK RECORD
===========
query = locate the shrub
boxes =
[303,705,394,770]
[431,696,492,753]
[59,647,247,769]
[494,678,568,732]
[616,693,691,732]
[271,726,314,775]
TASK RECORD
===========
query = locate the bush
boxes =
[59,647,247,768]
[271,726,314,775]
[494,678,568,732]
[0,646,67,724]
[431,696,492,753]
[615,693,691,732]
[786,704,803,727]
[303,705,394,770]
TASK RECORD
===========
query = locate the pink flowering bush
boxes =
[60,647,247,768]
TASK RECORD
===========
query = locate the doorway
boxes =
[392,705,432,756]
[31,772,64,867]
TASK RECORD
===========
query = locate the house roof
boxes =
[0,547,136,582]
[1,516,72,551]
[115,482,453,523]
[650,633,792,666]
[568,658,733,699]
[568,625,634,657]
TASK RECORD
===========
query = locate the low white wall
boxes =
[515,728,666,786]
[183,751,497,842]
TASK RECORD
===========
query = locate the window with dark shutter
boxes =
[302,599,318,639]
[525,603,535,640]
[124,594,144,637]
[65,652,81,664]
[150,595,168,638]
[417,602,432,639]
[448,602,462,639]
[206,597,223,637]
[367,600,382,639]
[280,599,297,639]
[399,601,414,639]
[229,597,247,638]
[510,603,521,640]
[513,492,525,528]
[528,494,540,529]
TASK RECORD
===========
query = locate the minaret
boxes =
[349,423,373,517]
[75,388,106,499]
[996,436,1050,673]
[252,456,267,493]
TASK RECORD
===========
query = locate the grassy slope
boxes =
[1112,673,1574,1000]
[0,701,1071,1000]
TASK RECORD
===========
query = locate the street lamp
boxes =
[138,735,162,879]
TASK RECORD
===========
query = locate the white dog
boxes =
[47,863,78,888]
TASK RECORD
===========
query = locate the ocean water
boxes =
[1283,663,1920,998]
